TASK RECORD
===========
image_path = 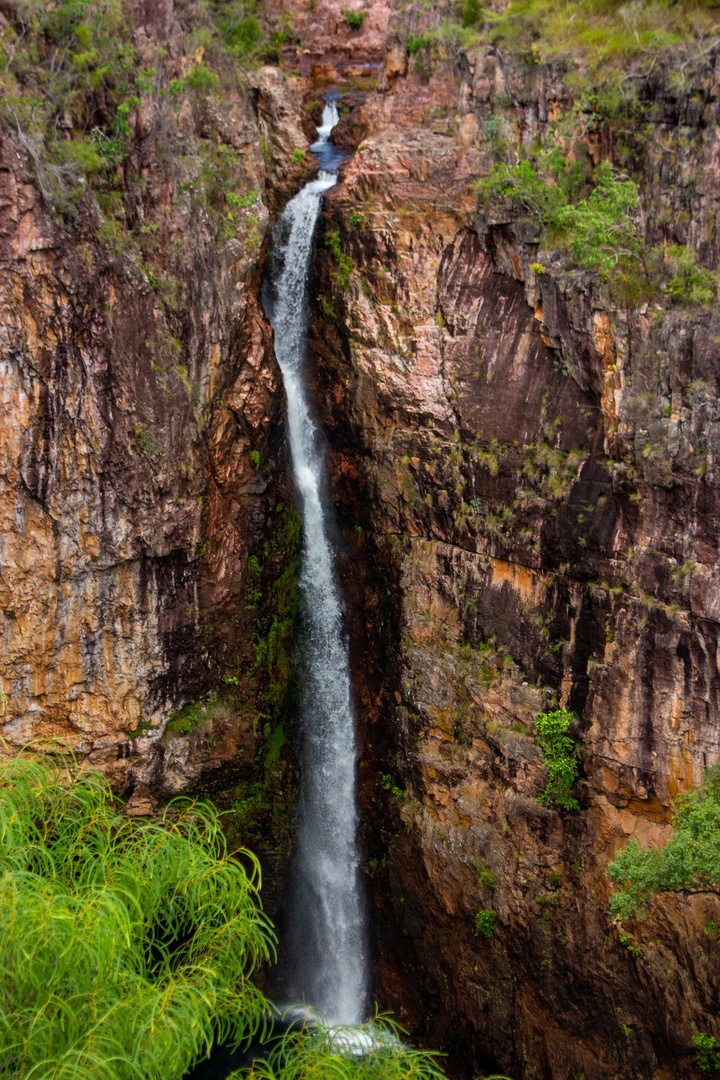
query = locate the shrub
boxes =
[695,1033,720,1075]
[478,154,641,280]
[251,1015,447,1080]
[477,862,497,889]
[608,764,720,919]
[407,33,430,53]
[172,64,221,94]
[474,909,497,937]
[462,0,480,27]
[326,229,353,288]
[0,752,457,1080]
[343,9,366,29]
[223,13,263,52]
[0,752,272,1080]
[0,0,139,207]
[535,708,580,811]
[665,246,718,305]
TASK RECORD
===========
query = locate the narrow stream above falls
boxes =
[261,100,368,1027]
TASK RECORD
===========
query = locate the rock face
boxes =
[0,3,309,800]
[306,5,720,1077]
[3,0,720,1073]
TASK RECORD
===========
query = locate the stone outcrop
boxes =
[306,6,720,1077]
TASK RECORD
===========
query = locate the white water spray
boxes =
[264,102,368,1026]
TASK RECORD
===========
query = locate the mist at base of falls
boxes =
[261,100,368,1027]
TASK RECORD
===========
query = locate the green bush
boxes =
[474,909,497,937]
[608,764,720,919]
[535,708,580,811]
[478,153,641,280]
[462,0,480,27]
[477,862,497,889]
[171,64,221,95]
[222,13,263,52]
[247,1015,446,1080]
[184,63,221,92]
[407,33,430,53]
[0,752,458,1080]
[695,1033,720,1075]
[326,229,353,288]
[0,752,272,1080]
[665,246,718,306]
[343,9,366,29]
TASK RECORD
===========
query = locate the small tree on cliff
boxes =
[608,764,720,920]
[535,708,580,811]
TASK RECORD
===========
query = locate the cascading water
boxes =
[262,101,368,1027]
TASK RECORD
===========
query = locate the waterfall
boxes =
[262,102,368,1027]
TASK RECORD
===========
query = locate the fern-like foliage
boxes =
[0,751,274,1080]
[245,1014,449,1080]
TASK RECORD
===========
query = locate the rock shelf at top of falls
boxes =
[262,100,367,1028]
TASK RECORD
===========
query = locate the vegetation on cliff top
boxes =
[0,751,453,1080]
[0,0,293,219]
[473,0,720,70]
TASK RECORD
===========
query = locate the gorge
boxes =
[1,0,720,1077]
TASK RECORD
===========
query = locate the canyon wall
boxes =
[306,5,720,1078]
[2,0,720,1075]
[0,0,312,819]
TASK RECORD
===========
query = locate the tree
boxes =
[608,764,720,920]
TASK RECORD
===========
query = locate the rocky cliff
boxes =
[306,3,720,1076]
[3,0,720,1075]
[0,0,312,829]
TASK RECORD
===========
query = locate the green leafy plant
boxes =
[343,9,366,29]
[608,764,720,919]
[380,773,405,803]
[251,449,261,470]
[478,153,640,280]
[406,33,430,53]
[474,909,497,937]
[535,708,580,811]
[0,751,272,1080]
[247,1014,446,1080]
[219,12,263,53]
[317,294,336,320]
[479,0,718,70]
[665,246,719,305]
[227,188,258,210]
[477,862,497,889]
[695,1033,720,1075]
[461,0,480,27]
[326,230,353,288]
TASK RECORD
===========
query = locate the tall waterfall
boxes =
[263,102,368,1026]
